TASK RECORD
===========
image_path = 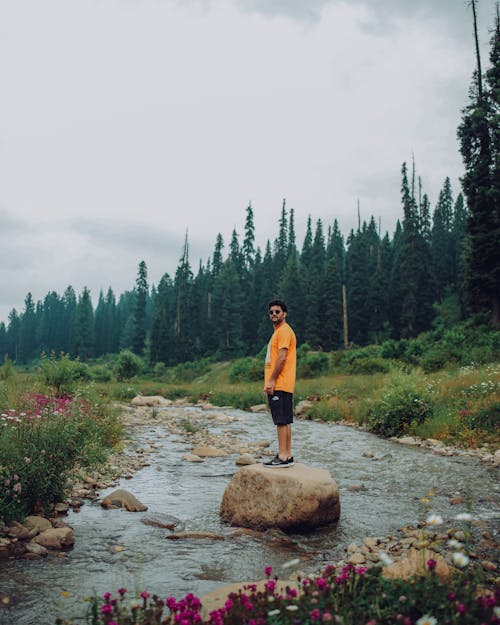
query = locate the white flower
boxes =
[452,552,470,568]
[282,558,301,569]
[447,539,463,549]
[286,605,299,611]
[455,513,474,522]
[267,609,280,616]
[378,551,394,566]
[425,514,444,526]
[416,616,437,625]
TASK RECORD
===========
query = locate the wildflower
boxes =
[427,559,437,571]
[416,615,437,625]
[287,588,297,598]
[452,552,470,568]
[455,513,474,522]
[282,558,301,569]
[399,596,407,602]
[286,605,299,611]
[456,603,467,614]
[426,514,443,526]
[447,539,463,549]
[264,565,273,577]
[101,604,113,614]
[24,457,31,463]
[117,587,127,596]
[378,551,394,566]
[323,613,333,621]
[140,591,150,599]
[224,598,233,610]
[447,591,456,601]
[355,566,368,576]
[267,609,280,616]
[103,592,112,601]
[310,608,321,620]
[265,579,276,592]
[316,578,328,589]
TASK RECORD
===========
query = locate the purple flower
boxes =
[101,604,113,614]
[310,608,321,621]
[117,587,127,596]
[265,566,273,577]
[447,592,456,601]
[316,578,328,589]
[103,592,112,601]
[427,559,437,571]
[456,604,467,614]
[140,590,150,600]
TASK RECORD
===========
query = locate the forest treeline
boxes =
[1,5,498,367]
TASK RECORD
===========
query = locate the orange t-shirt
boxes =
[264,322,297,393]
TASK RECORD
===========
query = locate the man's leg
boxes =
[277,425,288,460]
[285,423,292,459]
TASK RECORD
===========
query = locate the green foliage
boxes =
[89,365,114,383]
[164,358,212,383]
[347,356,391,375]
[0,355,15,381]
[367,372,433,437]
[57,560,498,625]
[39,352,83,397]
[460,402,500,433]
[116,350,143,381]
[229,357,262,383]
[0,392,120,522]
[297,351,329,379]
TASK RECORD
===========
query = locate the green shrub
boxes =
[460,402,500,433]
[297,352,329,378]
[367,372,433,437]
[112,384,138,400]
[39,352,82,397]
[90,365,113,383]
[115,350,143,381]
[0,393,120,522]
[165,358,211,383]
[420,348,449,373]
[229,357,262,383]
[347,356,391,375]
[0,356,15,381]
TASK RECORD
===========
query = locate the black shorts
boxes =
[267,390,294,425]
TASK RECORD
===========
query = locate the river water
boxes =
[0,405,499,625]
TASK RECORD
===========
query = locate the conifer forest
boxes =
[1,7,498,368]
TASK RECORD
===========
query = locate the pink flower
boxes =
[103,592,112,601]
[316,578,328,589]
[323,612,333,622]
[117,587,127,596]
[264,566,273,577]
[427,559,437,571]
[447,591,456,601]
[101,604,113,614]
[140,591,150,600]
[265,579,276,592]
[457,604,467,614]
[310,608,321,621]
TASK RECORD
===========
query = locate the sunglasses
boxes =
[269,309,283,315]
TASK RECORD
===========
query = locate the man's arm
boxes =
[264,347,288,395]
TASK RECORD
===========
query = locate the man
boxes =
[263,299,297,467]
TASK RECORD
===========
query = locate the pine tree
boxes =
[242,203,256,270]
[19,293,37,363]
[431,177,456,300]
[6,309,21,361]
[458,1,500,324]
[62,286,77,355]
[74,287,94,360]
[150,273,173,365]
[131,261,148,355]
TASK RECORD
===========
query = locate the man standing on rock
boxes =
[263,299,297,467]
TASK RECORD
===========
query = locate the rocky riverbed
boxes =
[1,397,498,594]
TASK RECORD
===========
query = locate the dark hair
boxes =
[268,299,287,313]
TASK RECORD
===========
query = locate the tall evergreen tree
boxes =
[458,1,500,324]
[74,287,94,360]
[150,273,173,365]
[19,293,37,363]
[242,203,256,271]
[132,260,148,355]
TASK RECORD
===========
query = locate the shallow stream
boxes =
[0,405,498,625]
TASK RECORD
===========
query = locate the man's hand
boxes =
[264,380,275,395]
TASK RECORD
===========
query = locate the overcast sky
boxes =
[0,0,497,323]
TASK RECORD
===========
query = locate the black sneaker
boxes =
[287,456,294,466]
[263,455,292,468]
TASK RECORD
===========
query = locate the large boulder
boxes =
[131,395,171,407]
[101,489,148,512]
[220,463,340,530]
